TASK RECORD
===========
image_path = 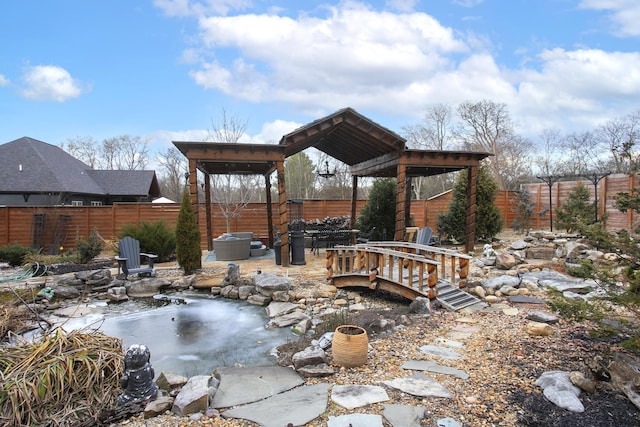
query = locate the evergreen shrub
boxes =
[119,220,176,262]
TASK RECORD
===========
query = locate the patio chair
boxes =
[115,236,157,279]
[416,226,440,250]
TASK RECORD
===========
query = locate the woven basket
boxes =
[331,325,368,367]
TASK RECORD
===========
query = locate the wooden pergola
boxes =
[173,107,492,266]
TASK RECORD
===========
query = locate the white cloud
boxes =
[250,119,301,144]
[20,65,85,102]
[0,74,8,86]
[154,0,251,17]
[165,1,640,139]
[191,3,468,113]
[580,0,640,37]
[385,0,418,12]
[512,48,640,134]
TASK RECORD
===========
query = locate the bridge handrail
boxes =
[357,241,472,259]
[326,245,440,297]
[328,241,471,290]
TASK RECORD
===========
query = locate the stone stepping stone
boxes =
[526,311,560,324]
[509,295,546,304]
[211,366,303,408]
[331,384,389,409]
[402,360,469,380]
[327,413,384,427]
[433,337,465,348]
[266,301,299,317]
[222,382,331,427]
[382,404,427,427]
[419,344,462,360]
[382,373,453,398]
[437,417,462,427]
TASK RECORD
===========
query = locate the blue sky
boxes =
[1,0,639,159]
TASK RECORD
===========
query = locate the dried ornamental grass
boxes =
[0,328,124,426]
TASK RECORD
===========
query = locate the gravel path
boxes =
[119,284,639,426]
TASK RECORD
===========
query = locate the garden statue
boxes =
[117,344,159,405]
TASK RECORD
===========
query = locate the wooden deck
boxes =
[326,242,481,310]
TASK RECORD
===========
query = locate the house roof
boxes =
[0,136,159,197]
[87,170,160,197]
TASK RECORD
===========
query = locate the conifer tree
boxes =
[355,178,396,241]
[438,165,503,243]
[176,187,202,274]
[555,182,595,232]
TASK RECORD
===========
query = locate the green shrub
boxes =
[0,243,35,266]
[175,189,201,274]
[355,178,396,241]
[555,182,596,232]
[438,164,503,243]
[119,220,176,262]
[75,228,104,264]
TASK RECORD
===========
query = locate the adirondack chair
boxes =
[416,226,438,253]
[115,236,157,279]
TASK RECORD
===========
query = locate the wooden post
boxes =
[465,166,477,253]
[394,159,407,241]
[204,172,213,251]
[265,173,274,248]
[404,176,412,228]
[350,175,358,241]
[188,159,198,224]
[276,160,289,267]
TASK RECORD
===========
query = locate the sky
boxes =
[1,0,639,161]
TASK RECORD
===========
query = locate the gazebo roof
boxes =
[279,107,406,166]
[174,107,491,178]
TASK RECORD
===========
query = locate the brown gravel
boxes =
[118,276,639,427]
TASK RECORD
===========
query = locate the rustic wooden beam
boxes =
[350,152,400,176]
[465,166,477,253]
[204,172,212,251]
[276,160,289,267]
[395,159,407,241]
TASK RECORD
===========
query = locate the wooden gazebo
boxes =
[173,107,491,266]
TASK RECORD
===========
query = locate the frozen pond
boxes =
[58,292,295,378]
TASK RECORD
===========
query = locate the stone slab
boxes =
[222,383,331,427]
[331,385,389,409]
[382,404,427,427]
[327,413,384,427]
[382,373,453,399]
[419,344,462,360]
[402,360,469,380]
[211,366,303,408]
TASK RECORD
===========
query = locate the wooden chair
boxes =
[115,236,157,279]
[416,226,440,248]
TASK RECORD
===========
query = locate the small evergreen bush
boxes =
[175,189,202,274]
[438,165,503,243]
[0,243,35,266]
[555,182,595,232]
[119,220,176,262]
[355,178,396,241]
[75,228,104,264]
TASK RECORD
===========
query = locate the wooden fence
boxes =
[1,174,636,253]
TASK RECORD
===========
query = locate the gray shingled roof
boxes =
[0,137,157,197]
[87,170,158,196]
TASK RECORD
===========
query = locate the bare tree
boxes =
[403,104,457,198]
[63,136,100,168]
[534,129,565,177]
[316,154,352,199]
[456,100,533,190]
[594,109,640,174]
[557,131,603,176]
[204,109,257,233]
[101,135,150,170]
[156,147,187,202]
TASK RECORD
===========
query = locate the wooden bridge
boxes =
[326,242,482,311]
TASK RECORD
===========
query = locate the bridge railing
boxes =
[326,241,472,290]
[326,244,441,298]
